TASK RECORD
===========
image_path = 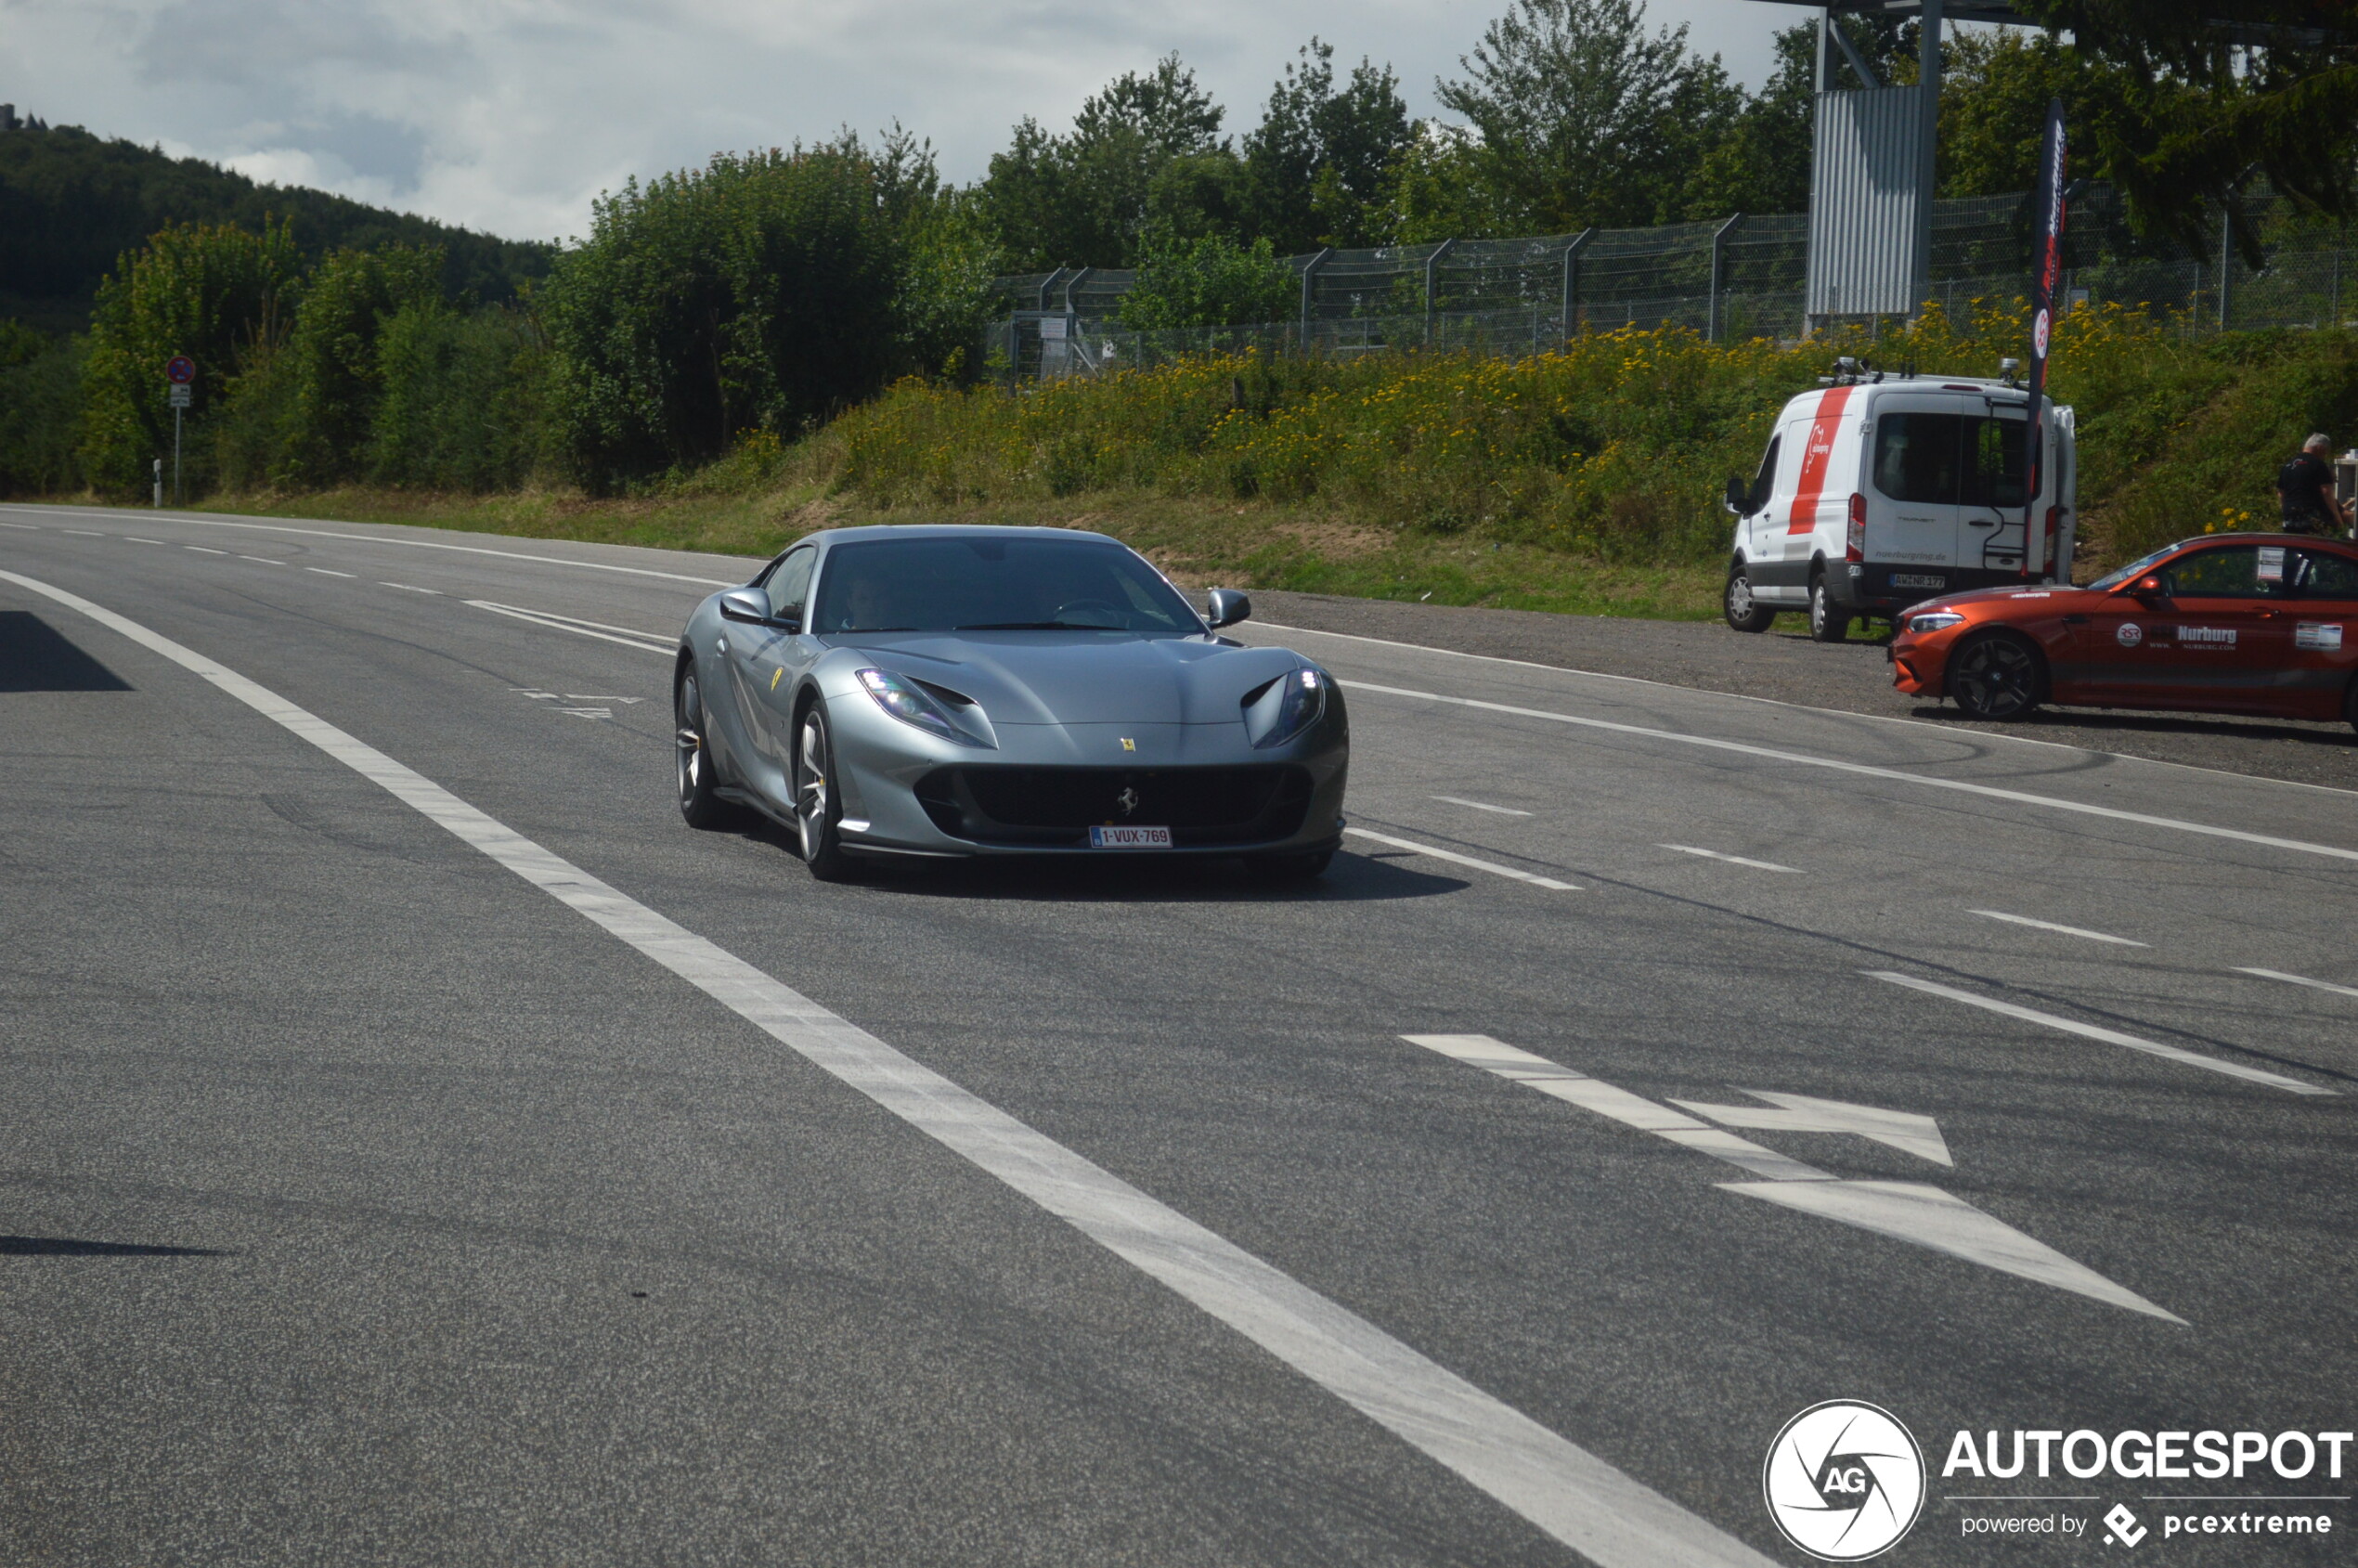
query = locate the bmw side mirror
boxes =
[1724,475,1749,515]
[1205,588,1251,629]
[718,587,772,624]
[2124,574,2169,604]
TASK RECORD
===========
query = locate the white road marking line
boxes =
[2234,966,2358,1001]
[564,693,643,703]
[556,706,612,719]
[1402,1035,2178,1320]
[1967,909,2147,947]
[466,599,674,655]
[1432,795,1532,816]
[1343,679,2358,866]
[239,555,289,565]
[0,563,1777,1568]
[1255,618,2358,804]
[124,538,168,546]
[1666,1092,1951,1166]
[61,528,104,537]
[304,566,356,577]
[0,521,36,529]
[1344,827,1580,890]
[471,599,674,642]
[184,546,227,554]
[0,503,736,587]
[1659,844,1801,873]
[381,581,442,594]
[1865,971,2332,1095]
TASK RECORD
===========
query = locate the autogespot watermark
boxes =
[1765,1405,2354,1556]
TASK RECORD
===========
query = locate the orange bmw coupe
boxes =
[1890,533,2358,728]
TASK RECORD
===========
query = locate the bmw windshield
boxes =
[810,536,1205,636]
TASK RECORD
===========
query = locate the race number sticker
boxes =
[2259,546,2287,583]
[2296,622,2345,651]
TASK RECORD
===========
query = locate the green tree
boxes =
[2015,0,2358,258]
[272,244,444,485]
[1434,0,1715,232]
[368,301,549,490]
[1116,232,1298,329]
[542,142,911,487]
[78,218,300,492]
[1241,40,1419,251]
[0,329,85,495]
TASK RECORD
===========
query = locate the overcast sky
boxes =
[5,0,1794,244]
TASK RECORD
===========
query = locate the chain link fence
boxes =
[988,182,2354,380]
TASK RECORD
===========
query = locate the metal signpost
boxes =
[165,356,196,506]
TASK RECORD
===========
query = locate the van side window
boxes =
[1964,416,2028,509]
[1746,434,1781,512]
[1874,413,1964,504]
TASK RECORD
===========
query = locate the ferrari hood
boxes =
[825,632,1305,725]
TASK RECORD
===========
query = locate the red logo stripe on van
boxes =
[1786,385,1853,535]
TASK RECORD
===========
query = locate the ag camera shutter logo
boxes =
[1763,1400,1927,1561]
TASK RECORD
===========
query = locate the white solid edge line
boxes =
[1864,971,2333,1095]
[1432,796,1534,816]
[465,600,675,655]
[1256,618,2358,803]
[1340,680,2358,867]
[0,563,1771,1568]
[0,502,739,588]
[1967,909,2148,947]
[469,598,677,642]
[1658,845,1802,874]
[1345,827,1580,890]
[2235,966,2358,1001]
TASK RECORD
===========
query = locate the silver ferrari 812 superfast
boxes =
[672,526,1349,880]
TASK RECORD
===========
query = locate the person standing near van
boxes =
[2277,434,2350,535]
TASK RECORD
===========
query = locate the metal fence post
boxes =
[1561,228,1594,339]
[2218,203,2234,330]
[1708,214,1743,342]
[1299,248,1330,350]
[1423,239,1457,346]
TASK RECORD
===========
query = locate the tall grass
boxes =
[806,299,2284,568]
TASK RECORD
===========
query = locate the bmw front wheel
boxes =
[794,703,860,882]
[1948,631,2046,720]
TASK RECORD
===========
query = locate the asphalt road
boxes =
[3,502,2353,1567]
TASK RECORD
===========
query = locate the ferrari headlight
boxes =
[1244,667,1328,748]
[857,667,986,745]
[1906,611,1965,634]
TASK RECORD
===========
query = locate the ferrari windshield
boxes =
[810,536,1204,635]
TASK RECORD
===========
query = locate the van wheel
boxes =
[1949,631,2047,720]
[1807,575,1849,643]
[1724,563,1777,632]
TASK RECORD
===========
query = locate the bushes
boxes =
[369,304,549,490]
[819,297,2222,566]
[0,328,84,493]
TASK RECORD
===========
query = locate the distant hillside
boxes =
[0,121,554,334]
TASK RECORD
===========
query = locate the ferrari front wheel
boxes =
[794,703,860,882]
[676,667,742,830]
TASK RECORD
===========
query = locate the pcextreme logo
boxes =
[1764,1400,1927,1561]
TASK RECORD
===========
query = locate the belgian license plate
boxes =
[1891,573,1946,589]
[1089,825,1172,849]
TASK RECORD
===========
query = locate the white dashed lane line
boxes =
[0,521,35,530]
[305,567,356,577]
[1968,910,2147,947]
[1345,827,1582,891]
[240,555,289,566]
[61,529,104,537]
[1660,845,1801,873]
[466,599,675,655]
[2235,967,2358,1002]
[381,582,443,595]
[1432,796,1532,817]
[1865,971,2333,1095]
[124,538,168,546]
[185,546,227,555]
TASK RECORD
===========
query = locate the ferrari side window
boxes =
[769,547,816,624]
[2158,546,2275,598]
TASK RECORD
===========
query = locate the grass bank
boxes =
[160,306,2358,621]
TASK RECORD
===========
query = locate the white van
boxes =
[1720,358,2078,640]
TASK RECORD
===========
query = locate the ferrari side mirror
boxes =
[1205,588,1252,629]
[718,587,773,623]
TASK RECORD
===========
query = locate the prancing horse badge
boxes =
[1120,737,1136,751]
[1116,787,1140,816]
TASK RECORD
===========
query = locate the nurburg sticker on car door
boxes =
[2297,622,2345,651]
[1786,386,1854,536]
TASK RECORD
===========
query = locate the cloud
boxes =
[0,0,1786,243]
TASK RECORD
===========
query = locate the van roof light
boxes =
[1999,356,2022,386]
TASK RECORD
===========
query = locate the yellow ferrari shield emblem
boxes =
[1120,737,1135,751]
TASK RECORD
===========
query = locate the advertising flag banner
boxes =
[2023,98,2066,578]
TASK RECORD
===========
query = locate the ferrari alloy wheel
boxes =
[1807,574,1848,643]
[1724,563,1776,633]
[794,704,858,882]
[1948,631,2046,721]
[675,668,739,829]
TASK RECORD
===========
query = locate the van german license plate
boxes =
[1089,825,1172,849]
[1890,573,1947,589]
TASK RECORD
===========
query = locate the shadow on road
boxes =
[0,611,134,693]
[0,1236,226,1257]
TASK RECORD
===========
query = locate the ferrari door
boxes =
[725,545,816,771]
